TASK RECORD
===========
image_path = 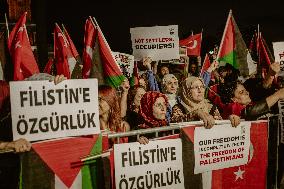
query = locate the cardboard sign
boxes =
[114,139,184,189]
[113,52,134,78]
[194,122,251,174]
[9,79,100,142]
[272,41,284,76]
[130,25,179,61]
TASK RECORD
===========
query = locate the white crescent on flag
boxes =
[188,40,197,49]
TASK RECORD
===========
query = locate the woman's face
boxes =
[190,79,205,102]
[232,84,251,105]
[165,77,178,94]
[134,88,146,107]
[99,97,110,116]
[153,97,167,120]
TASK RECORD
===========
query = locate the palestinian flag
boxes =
[249,31,274,77]
[217,10,256,77]
[92,18,125,88]
[21,135,106,189]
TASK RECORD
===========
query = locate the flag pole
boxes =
[61,23,67,37]
[61,23,71,46]
[61,24,66,33]
[216,9,232,62]
[88,16,96,28]
[4,13,9,38]
[55,23,69,47]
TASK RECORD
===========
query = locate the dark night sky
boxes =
[2,0,284,56]
[46,0,284,56]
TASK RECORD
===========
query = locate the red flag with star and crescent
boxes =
[82,17,97,79]
[43,57,54,74]
[211,121,267,189]
[182,121,268,189]
[7,12,39,81]
[53,24,75,79]
[179,33,202,56]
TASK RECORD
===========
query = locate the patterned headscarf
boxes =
[139,91,168,128]
[180,76,212,114]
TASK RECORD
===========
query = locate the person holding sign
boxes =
[0,73,66,189]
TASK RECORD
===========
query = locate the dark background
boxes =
[1,0,284,68]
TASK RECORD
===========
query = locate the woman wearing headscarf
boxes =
[137,91,169,144]
[138,91,168,129]
[161,74,180,108]
[177,76,221,128]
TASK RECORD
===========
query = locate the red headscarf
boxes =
[0,80,10,111]
[139,91,168,128]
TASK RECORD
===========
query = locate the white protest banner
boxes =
[194,122,251,174]
[272,41,284,76]
[9,79,100,142]
[113,52,134,78]
[114,139,184,189]
[130,25,179,61]
[278,100,284,144]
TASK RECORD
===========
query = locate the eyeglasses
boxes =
[154,103,166,109]
[190,85,205,90]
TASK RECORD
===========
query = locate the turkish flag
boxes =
[82,17,97,79]
[212,121,268,189]
[53,24,72,78]
[182,121,268,189]
[8,12,39,81]
[179,33,202,56]
[43,57,54,74]
[62,25,80,59]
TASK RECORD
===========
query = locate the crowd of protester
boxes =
[1,52,284,188]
